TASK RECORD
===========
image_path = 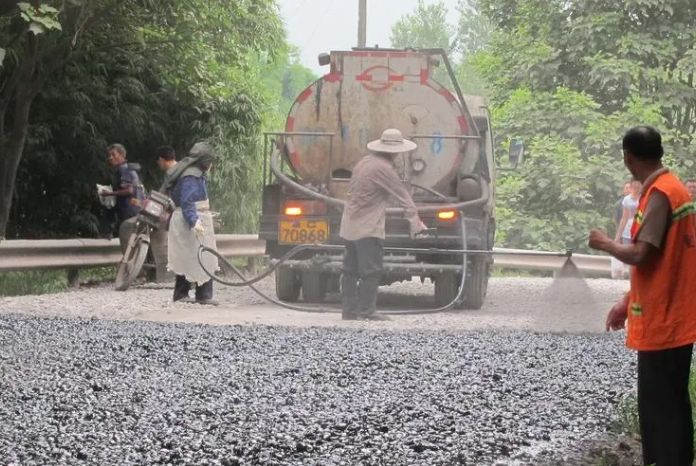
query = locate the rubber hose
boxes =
[197,215,470,316]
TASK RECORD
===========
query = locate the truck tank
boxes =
[283,49,481,199]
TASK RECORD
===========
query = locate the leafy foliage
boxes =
[390,0,457,54]
[473,0,696,251]
[1,0,316,239]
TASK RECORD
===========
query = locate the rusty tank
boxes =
[283,49,485,202]
[259,47,507,310]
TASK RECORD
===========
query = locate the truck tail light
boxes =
[282,201,327,216]
[285,206,303,216]
[438,210,457,220]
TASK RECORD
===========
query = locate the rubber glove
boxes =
[193,219,204,235]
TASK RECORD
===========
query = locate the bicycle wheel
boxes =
[115,232,150,291]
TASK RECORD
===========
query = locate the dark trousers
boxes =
[638,344,694,466]
[173,275,213,302]
[341,238,383,317]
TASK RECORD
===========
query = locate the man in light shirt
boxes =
[339,129,427,321]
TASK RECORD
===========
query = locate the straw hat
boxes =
[367,128,417,154]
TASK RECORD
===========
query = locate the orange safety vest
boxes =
[627,171,696,351]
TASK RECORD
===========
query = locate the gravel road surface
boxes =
[0,277,639,465]
[0,276,629,333]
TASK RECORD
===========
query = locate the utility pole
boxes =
[358,0,367,48]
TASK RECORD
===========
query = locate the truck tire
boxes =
[276,267,301,302]
[434,272,459,308]
[463,256,490,310]
[302,271,328,303]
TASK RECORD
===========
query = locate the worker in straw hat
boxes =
[589,126,696,466]
[339,128,427,321]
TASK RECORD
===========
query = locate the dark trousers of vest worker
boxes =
[638,343,694,466]
[341,238,383,318]
[173,275,213,302]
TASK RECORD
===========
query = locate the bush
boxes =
[0,268,115,297]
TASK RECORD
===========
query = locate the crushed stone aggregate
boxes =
[0,276,637,464]
[0,313,635,465]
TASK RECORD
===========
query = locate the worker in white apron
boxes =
[164,142,219,304]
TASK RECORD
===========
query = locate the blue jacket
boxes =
[113,162,145,221]
[171,175,209,228]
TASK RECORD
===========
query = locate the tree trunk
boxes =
[0,84,37,238]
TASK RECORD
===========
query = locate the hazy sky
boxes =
[278,0,459,74]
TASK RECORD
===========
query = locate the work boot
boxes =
[176,297,195,304]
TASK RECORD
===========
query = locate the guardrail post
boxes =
[246,257,259,275]
[67,268,80,288]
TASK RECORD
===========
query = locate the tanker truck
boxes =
[259,47,522,309]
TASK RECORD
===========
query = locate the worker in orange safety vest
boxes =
[589,126,696,466]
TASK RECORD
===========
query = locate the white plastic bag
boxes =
[96,184,116,209]
[611,257,626,280]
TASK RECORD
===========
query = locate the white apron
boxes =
[167,200,219,284]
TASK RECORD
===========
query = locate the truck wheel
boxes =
[463,256,490,310]
[434,273,459,308]
[276,267,301,302]
[302,271,328,303]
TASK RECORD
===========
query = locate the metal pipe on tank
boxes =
[269,145,490,214]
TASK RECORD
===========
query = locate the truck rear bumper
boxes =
[279,257,467,275]
[259,214,488,255]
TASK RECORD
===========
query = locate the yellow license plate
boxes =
[279,220,329,244]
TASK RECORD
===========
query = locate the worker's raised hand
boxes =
[410,220,429,239]
[589,229,612,251]
[606,300,628,332]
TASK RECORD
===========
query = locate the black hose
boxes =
[197,215,470,316]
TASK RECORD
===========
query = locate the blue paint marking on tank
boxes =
[431,131,444,156]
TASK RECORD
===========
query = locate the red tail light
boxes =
[438,210,457,220]
[282,200,327,216]
[285,206,303,216]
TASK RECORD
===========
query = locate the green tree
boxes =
[390,0,457,54]
[471,0,696,251]
[457,0,493,55]
[0,0,285,238]
[478,0,696,136]
[0,0,286,238]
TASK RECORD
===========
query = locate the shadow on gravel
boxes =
[531,434,642,466]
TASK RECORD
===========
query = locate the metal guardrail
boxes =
[0,235,265,273]
[0,236,611,276]
[492,248,611,276]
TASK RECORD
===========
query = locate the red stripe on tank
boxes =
[458,115,469,132]
[420,69,429,85]
[439,88,456,102]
